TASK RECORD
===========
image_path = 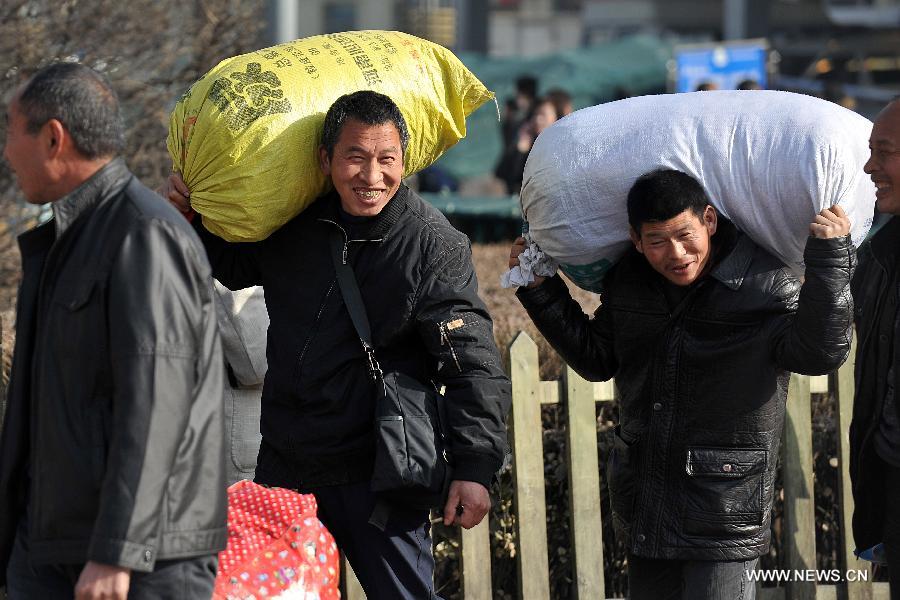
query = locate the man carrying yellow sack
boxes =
[163,90,511,599]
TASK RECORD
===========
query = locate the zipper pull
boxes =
[342,242,348,265]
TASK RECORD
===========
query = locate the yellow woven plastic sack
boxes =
[167,31,493,242]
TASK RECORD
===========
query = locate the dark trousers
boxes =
[883,463,900,600]
[309,481,439,600]
[628,554,759,600]
[5,521,217,600]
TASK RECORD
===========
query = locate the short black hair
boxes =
[627,169,711,235]
[515,75,538,99]
[17,62,124,159]
[321,90,409,158]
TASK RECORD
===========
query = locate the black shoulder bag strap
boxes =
[328,228,383,384]
[327,227,394,530]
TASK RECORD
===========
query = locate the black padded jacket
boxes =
[195,184,511,490]
[517,223,854,560]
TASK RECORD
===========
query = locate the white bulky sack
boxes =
[516,90,875,292]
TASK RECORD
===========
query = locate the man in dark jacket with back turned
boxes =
[0,63,226,599]
[511,169,854,600]
[164,90,511,599]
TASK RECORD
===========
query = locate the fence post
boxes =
[563,366,605,599]
[508,332,551,600]
[834,334,873,600]
[460,519,492,599]
[783,374,817,600]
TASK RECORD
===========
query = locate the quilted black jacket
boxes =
[518,222,854,560]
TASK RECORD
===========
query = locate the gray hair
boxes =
[17,62,124,159]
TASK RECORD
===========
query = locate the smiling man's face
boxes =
[631,206,718,286]
[319,118,403,217]
[865,101,900,216]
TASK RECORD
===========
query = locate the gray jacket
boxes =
[215,282,267,485]
[0,159,226,578]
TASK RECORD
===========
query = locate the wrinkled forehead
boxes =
[640,209,707,237]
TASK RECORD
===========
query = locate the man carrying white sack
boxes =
[164,90,511,600]
[511,169,855,600]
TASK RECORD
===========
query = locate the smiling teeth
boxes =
[358,190,380,198]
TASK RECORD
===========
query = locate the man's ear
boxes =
[43,119,67,158]
[704,205,718,236]
[629,226,643,254]
[318,146,331,176]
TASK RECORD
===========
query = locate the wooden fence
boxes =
[0,317,888,599]
[342,331,889,600]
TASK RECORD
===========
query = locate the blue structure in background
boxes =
[675,41,768,92]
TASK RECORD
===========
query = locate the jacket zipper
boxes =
[640,281,704,553]
[28,233,68,537]
[439,322,463,372]
[295,219,383,372]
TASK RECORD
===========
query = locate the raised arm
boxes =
[510,238,618,381]
[158,171,263,290]
[772,206,856,374]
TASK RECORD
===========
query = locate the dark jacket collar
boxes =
[709,218,755,291]
[866,214,900,267]
[18,157,132,260]
[17,220,56,258]
[314,183,411,240]
[50,157,131,235]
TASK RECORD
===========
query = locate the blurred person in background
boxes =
[496,75,539,193]
[695,81,719,91]
[546,88,574,118]
[495,96,558,195]
[850,98,900,599]
[0,62,226,600]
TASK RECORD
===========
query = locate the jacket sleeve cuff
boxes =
[87,536,157,572]
[803,234,855,268]
[515,273,568,310]
[452,453,502,489]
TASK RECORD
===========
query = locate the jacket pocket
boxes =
[51,278,101,359]
[682,446,767,537]
[52,277,96,311]
[436,315,497,374]
[608,426,639,534]
[227,387,262,474]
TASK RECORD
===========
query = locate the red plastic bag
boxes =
[214,480,340,599]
